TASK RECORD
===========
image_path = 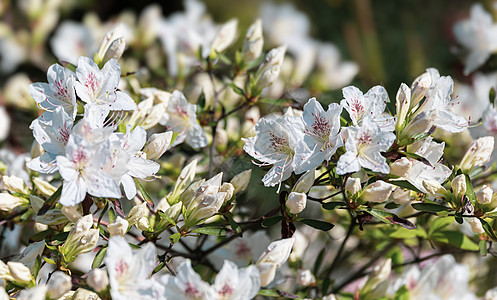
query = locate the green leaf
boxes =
[37,185,63,215]
[322,277,331,295]
[257,290,280,297]
[226,213,242,234]
[322,201,346,210]
[169,232,181,244]
[30,229,53,242]
[109,207,116,224]
[399,151,432,166]
[92,247,107,268]
[389,227,427,239]
[261,216,284,228]
[479,218,497,242]
[43,257,56,265]
[216,52,232,65]
[389,181,422,193]
[428,217,455,236]
[465,174,476,206]
[51,232,69,242]
[364,208,416,229]
[455,213,464,224]
[299,219,334,231]
[135,179,153,205]
[227,82,245,97]
[411,203,449,213]
[385,202,401,209]
[430,230,479,250]
[98,202,109,226]
[32,255,42,279]
[157,211,177,227]
[394,285,410,300]
[153,262,166,275]
[191,226,232,236]
[480,240,488,256]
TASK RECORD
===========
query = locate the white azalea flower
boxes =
[212,260,260,300]
[337,118,395,175]
[106,236,162,300]
[56,134,121,206]
[161,90,208,149]
[454,3,497,75]
[244,115,309,187]
[341,85,395,132]
[417,68,469,133]
[74,57,137,111]
[403,137,452,193]
[110,126,160,199]
[29,63,77,119]
[157,259,215,300]
[299,98,343,172]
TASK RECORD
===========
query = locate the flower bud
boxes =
[3,175,28,194]
[256,65,281,90]
[86,268,109,292]
[242,19,263,63]
[467,218,484,234]
[17,285,47,300]
[363,259,391,292]
[59,215,99,263]
[211,19,238,55]
[8,262,33,285]
[47,271,72,299]
[286,192,307,214]
[402,109,438,138]
[297,269,316,286]
[345,177,361,195]
[476,185,493,204]
[136,217,150,231]
[72,288,101,300]
[220,182,234,202]
[61,204,83,223]
[230,169,252,193]
[260,46,286,72]
[185,193,226,227]
[179,179,205,207]
[168,159,197,204]
[361,181,394,203]
[256,237,295,267]
[390,157,412,178]
[103,37,125,62]
[143,131,174,159]
[460,137,494,172]
[323,295,338,300]
[289,231,308,262]
[410,71,431,108]
[257,263,277,287]
[451,174,467,198]
[32,177,57,197]
[391,188,411,205]
[127,202,149,226]
[395,83,411,132]
[95,24,126,65]
[167,202,182,220]
[422,180,447,196]
[0,193,28,212]
[292,170,315,193]
[107,217,129,237]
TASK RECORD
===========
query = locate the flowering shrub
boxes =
[4,0,497,299]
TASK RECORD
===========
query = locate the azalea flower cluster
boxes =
[5,1,497,300]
